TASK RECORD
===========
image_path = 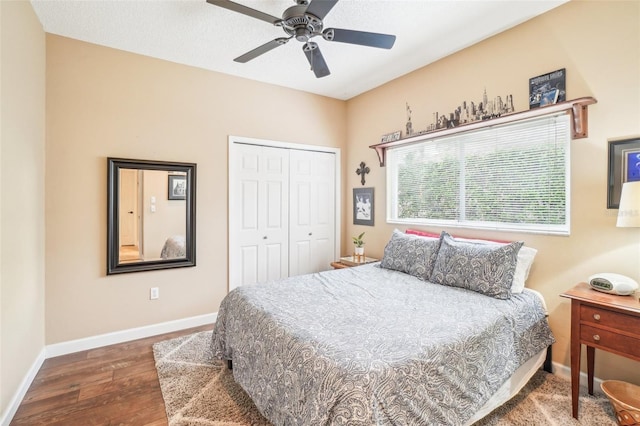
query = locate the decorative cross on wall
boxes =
[356,162,370,186]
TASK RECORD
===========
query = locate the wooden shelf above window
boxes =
[370,97,597,166]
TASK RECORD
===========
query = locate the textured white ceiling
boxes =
[31,0,567,100]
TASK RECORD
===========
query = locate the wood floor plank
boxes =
[40,350,89,370]
[10,323,214,426]
[77,369,159,401]
[112,356,157,380]
[22,370,113,405]
[12,390,80,421]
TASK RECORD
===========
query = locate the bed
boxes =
[160,235,185,259]
[211,230,555,425]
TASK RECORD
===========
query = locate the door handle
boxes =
[128,211,134,214]
[263,236,267,240]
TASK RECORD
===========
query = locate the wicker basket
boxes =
[601,380,640,426]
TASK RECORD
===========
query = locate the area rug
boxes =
[153,330,617,425]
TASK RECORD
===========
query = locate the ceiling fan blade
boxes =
[234,38,289,63]
[323,28,396,49]
[305,0,338,20]
[206,0,281,25]
[303,42,330,78]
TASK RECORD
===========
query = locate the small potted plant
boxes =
[352,232,365,259]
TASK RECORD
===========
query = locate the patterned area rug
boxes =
[153,330,617,425]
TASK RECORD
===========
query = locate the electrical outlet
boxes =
[150,287,159,300]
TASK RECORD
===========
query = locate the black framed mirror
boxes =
[107,158,196,274]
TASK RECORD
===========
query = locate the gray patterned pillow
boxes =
[431,232,523,299]
[380,230,441,280]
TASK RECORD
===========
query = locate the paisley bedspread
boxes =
[211,263,554,425]
[160,235,185,259]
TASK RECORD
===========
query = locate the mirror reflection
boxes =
[108,158,196,275]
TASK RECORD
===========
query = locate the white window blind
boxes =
[386,113,571,235]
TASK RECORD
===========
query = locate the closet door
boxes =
[289,150,336,276]
[229,144,289,290]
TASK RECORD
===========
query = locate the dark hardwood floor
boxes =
[11,324,214,426]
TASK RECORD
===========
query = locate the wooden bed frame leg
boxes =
[227,360,233,370]
[543,345,553,373]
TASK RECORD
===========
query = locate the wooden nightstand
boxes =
[330,256,379,269]
[560,282,640,419]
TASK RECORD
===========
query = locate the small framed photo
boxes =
[168,174,187,200]
[353,187,374,226]
[380,130,402,143]
[529,68,566,109]
[608,137,640,208]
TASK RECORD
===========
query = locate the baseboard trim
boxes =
[45,312,217,358]
[1,348,45,426]
[551,361,605,395]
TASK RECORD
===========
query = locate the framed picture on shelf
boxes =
[380,130,402,143]
[608,137,640,208]
[529,68,566,109]
[353,187,374,226]
[168,174,187,200]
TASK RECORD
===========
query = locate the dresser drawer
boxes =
[581,325,640,360]
[580,305,640,337]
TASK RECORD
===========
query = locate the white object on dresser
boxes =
[588,273,638,296]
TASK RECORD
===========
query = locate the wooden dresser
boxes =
[560,282,640,419]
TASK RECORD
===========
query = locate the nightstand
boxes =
[330,256,379,269]
[560,282,640,419]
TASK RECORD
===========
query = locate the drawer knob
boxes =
[593,314,601,321]
[593,334,601,341]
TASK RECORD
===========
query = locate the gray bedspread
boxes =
[160,235,185,259]
[211,263,554,425]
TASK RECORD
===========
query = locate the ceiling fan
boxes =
[206,0,397,78]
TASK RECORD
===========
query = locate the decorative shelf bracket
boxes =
[370,97,597,167]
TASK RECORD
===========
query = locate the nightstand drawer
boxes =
[581,305,640,336]
[581,325,640,359]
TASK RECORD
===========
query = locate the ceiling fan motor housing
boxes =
[280,5,323,42]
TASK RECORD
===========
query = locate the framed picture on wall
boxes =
[168,174,187,200]
[608,137,640,208]
[353,187,374,226]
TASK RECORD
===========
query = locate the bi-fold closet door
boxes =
[229,141,337,291]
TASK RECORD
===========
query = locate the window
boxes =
[386,113,571,235]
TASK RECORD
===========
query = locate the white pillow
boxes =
[454,237,537,293]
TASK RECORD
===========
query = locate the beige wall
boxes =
[0,0,46,416]
[45,34,347,344]
[346,0,640,383]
